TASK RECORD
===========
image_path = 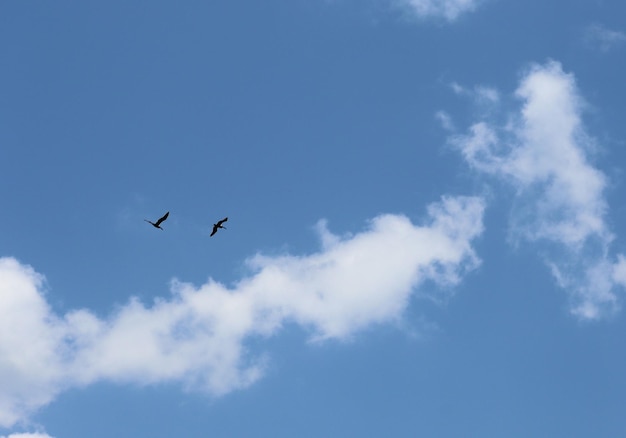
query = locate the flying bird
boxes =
[210,217,228,236]
[145,211,169,230]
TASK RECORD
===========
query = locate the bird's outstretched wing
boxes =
[155,211,170,226]
[210,217,227,236]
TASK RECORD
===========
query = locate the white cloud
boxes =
[0,259,68,428]
[584,23,626,52]
[397,0,482,21]
[450,60,625,319]
[0,195,484,427]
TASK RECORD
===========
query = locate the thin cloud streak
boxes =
[450,60,625,319]
[0,195,485,427]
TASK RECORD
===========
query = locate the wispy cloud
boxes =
[449,82,500,104]
[0,195,484,427]
[584,23,626,52]
[0,434,54,438]
[435,110,455,131]
[449,60,625,319]
[396,0,483,21]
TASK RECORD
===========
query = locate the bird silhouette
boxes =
[210,217,228,236]
[145,211,169,230]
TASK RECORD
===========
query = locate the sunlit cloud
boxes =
[449,60,625,319]
[0,195,484,427]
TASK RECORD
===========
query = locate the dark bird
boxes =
[144,211,169,230]
[210,217,228,236]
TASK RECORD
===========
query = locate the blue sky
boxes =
[1,0,626,436]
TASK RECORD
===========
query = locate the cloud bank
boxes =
[0,195,484,427]
[449,60,626,319]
